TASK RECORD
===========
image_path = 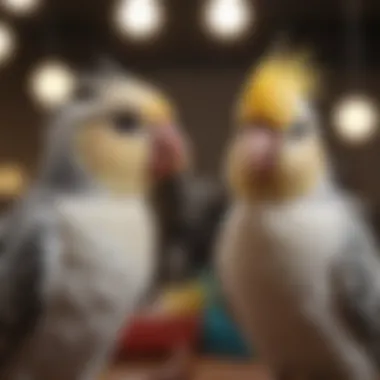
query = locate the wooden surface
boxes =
[106,358,270,380]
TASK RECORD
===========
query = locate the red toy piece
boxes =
[119,313,201,356]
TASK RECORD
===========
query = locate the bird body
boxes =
[9,195,156,380]
[217,51,380,380]
[217,186,377,379]
[0,68,189,380]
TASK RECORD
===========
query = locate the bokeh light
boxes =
[0,22,16,67]
[1,0,40,15]
[204,0,253,42]
[333,95,379,144]
[0,164,26,196]
[114,0,164,41]
[29,60,77,109]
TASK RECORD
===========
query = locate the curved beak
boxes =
[241,127,281,178]
[150,125,189,180]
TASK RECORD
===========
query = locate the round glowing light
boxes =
[1,0,40,15]
[114,0,164,41]
[204,0,253,41]
[29,60,77,109]
[0,23,16,67]
[0,164,26,196]
[333,95,378,144]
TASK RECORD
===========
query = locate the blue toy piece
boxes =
[201,270,252,358]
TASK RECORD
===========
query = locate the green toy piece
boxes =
[201,271,252,358]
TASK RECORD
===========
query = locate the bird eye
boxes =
[290,121,308,139]
[111,112,140,134]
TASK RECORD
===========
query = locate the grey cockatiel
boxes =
[0,69,189,380]
[216,52,380,380]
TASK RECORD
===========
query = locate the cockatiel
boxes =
[216,52,380,380]
[0,70,188,380]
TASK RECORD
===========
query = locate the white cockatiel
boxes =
[0,70,188,380]
[216,52,380,380]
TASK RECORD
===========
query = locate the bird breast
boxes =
[51,195,157,314]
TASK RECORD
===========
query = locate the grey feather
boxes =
[0,71,157,379]
[333,213,380,366]
[0,192,52,374]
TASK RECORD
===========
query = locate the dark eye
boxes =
[290,121,308,139]
[111,112,140,133]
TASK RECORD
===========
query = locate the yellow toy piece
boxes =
[160,281,206,315]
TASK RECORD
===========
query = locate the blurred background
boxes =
[0,0,379,376]
[0,0,380,212]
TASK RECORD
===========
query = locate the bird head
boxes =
[39,71,190,196]
[226,52,326,202]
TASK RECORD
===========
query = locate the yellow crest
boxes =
[237,52,317,129]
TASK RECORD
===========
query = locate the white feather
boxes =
[217,199,376,379]
[15,195,156,380]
